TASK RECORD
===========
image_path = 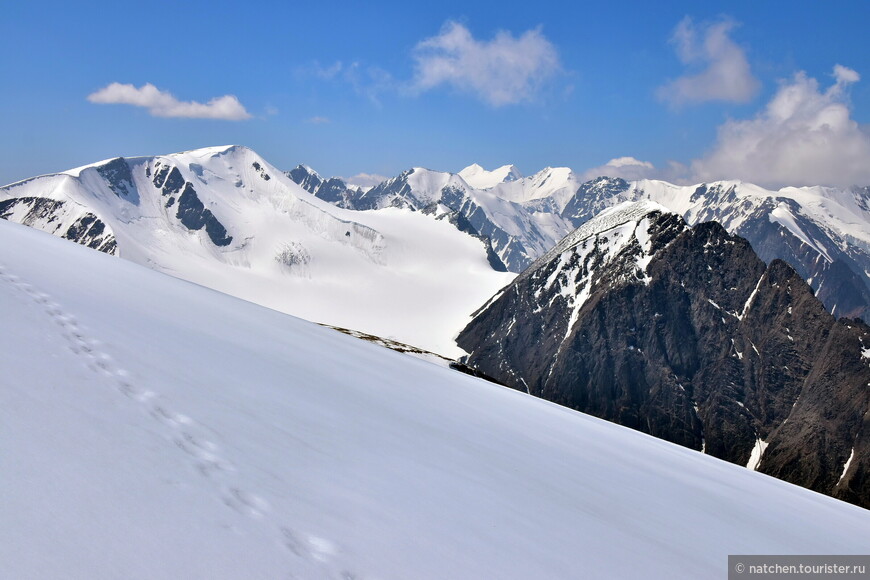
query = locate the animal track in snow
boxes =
[150,404,189,427]
[224,487,270,517]
[0,262,358,575]
[278,526,361,579]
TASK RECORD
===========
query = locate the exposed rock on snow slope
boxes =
[289,164,575,272]
[570,178,870,320]
[295,162,870,320]
[2,218,869,579]
[0,146,513,357]
[0,195,117,253]
[458,201,870,508]
[4,147,869,355]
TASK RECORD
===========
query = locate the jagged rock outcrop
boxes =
[457,201,870,508]
[0,196,116,254]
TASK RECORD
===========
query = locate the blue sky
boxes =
[3,0,870,187]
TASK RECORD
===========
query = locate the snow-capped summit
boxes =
[489,166,579,207]
[0,146,514,356]
[458,163,523,189]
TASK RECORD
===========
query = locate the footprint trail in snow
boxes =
[0,263,363,579]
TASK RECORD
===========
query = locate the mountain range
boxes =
[290,161,870,320]
[3,145,870,510]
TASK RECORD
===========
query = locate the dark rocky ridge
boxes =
[457,204,870,508]
[95,157,138,202]
[286,165,366,209]
[151,162,232,247]
[286,165,325,195]
[0,197,116,254]
[564,179,870,321]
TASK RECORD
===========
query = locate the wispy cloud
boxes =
[657,17,759,107]
[692,65,870,187]
[305,116,331,124]
[304,60,395,106]
[344,62,396,105]
[410,21,560,106]
[313,61,344,80]
[87,83,251,120]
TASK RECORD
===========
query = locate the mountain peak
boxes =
[174,144,248,159]
[536,200,674,266]
[459,163,523,189]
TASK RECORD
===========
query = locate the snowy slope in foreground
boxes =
[2,220,868,580]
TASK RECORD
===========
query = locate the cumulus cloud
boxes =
[658,17,759,106]
[87,83,251,120]
[410,21,560,106]
[579,157,693,183]
[343,172,388,189]
[691,65,870,188]
[580,157,657,181]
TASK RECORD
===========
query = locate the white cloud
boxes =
[87,83,251,120]
[692,65,870,188]
[658,17,759,106]
[579,157,693,183]
[580,157,657,181]
[410,21,560,106]
[343,172,388,189]
[305,116,331,124]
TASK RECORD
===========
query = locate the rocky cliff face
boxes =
[0,196,116,254]
[457,202,870,508]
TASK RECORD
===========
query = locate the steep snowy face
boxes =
[0,146,514,357]
[644,180,870,319]
[459,201,870,509]
[489,166,581,209]
[3,218,870,580]
[458,163,523,189]
[555,177,870,319]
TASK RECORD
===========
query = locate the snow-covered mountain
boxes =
[3,217,869,579]
[4,147,869,357]
[457,162,522,189]
[289,164,576,272]
[293,163,870,319]
[0,146,513,357]
[565,177,870,319]
[457,201,870,508]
